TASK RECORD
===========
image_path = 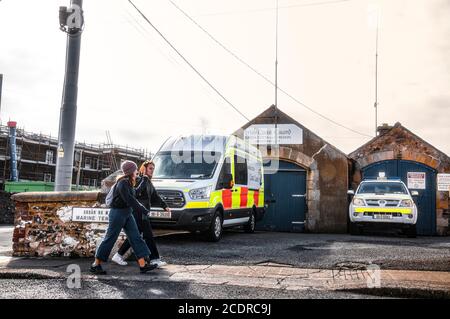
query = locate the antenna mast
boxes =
[275,0,279,111]
[374,12,379,136]
[274,0,279,148]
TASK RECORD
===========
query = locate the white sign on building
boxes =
[244,124,303,145]
[72,207,110,223]
[407,172,426,190]
[437,173,450,192]
[247,157,262,190]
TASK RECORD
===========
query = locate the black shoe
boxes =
[90,264,107,275]
[140,262,157,273]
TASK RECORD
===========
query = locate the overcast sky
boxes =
[0,0,449,155]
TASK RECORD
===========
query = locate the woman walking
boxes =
[112,160,170,267]
[90,160,157,274]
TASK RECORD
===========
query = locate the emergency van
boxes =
[149,135,265,241]
[348,173,418,237]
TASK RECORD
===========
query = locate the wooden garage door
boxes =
[257,161,306,232]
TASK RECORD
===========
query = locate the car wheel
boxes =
[350,222,362,235]
[204,211,223,242]
[404,225,417,238]
[244,211,256,233]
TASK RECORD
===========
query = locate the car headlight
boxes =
[189,186,212,200]
[400,199,413,207]
[352,197,365,206]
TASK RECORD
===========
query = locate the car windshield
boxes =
[152,151,221,179]
[358,182,408,195]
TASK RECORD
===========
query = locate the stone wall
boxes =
[11,191,123,257]
[235,105,349,233]
[0,191,14,225]
[349,123,450,235]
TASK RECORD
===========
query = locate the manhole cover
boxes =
[255,260,294,267]
[334,261,370,270]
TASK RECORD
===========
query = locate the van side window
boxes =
[216,157,231,190]
[234,154,248,185]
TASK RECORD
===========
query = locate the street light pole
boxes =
[55,0,84,191]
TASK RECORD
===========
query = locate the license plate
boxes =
[149,211,172,219]
[373,214,392,220]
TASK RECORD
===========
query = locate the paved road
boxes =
[1,226,449,271]
[1,226,449,299]
[0,278,378,299]
[155,230,450,271]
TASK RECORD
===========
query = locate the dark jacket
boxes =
[135,175,168,211]
[110,178,148,216]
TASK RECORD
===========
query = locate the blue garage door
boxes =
[257,161,306,232]
[362,160,436,236]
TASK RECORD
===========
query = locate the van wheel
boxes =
[244,211,256,233]
[204,211,223,242]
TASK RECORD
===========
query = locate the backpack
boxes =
[105,183,117,207]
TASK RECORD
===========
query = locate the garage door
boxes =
[257,161,306,232]
[362,160,436,236]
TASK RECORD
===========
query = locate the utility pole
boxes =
[55,0,84,191]
[7,121,18,182]
[374,10,379,137]
[0,74,3,119]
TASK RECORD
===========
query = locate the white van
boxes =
[149,135,265,241]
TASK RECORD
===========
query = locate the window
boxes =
[234,154,248,185]
[84,157,91,169]
[43,173,52,182]
[153,151,220,179]
[16,145,22,160]
[92,158,98,170]
[358,182,408,195]
[216,157,231,190]
[45,150,53,164]
[91,179,97,187]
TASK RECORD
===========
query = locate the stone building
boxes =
[234,105,349,233]
[349,123,450,236]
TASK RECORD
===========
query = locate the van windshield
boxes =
[358,182,408,195]
[152,151,221,179]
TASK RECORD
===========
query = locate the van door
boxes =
[216,157,232,212]
[227,154,250,224]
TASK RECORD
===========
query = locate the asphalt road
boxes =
[1,226,449,299]
[155,230,450,272]
[0,278,378,299]
[1,226,449,271]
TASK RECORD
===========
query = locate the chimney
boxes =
[377,123,393,136]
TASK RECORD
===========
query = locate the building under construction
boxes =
[0,122,151,191]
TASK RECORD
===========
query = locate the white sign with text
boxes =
[244,124,303,145]
[72,207,110,223]
[407,172,426,190]
[437,173,450,192]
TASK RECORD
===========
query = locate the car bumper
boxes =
[149,208,215,232]
[349,206,417,225]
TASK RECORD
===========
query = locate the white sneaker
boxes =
[112,253,128,266]
[150,259,167,268]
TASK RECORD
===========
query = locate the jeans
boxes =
[95,207,150,262]
[118,211,160,260]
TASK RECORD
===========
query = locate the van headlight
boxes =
[400,199,413,207]
[189,186,212,200]
[352,197,365,206]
